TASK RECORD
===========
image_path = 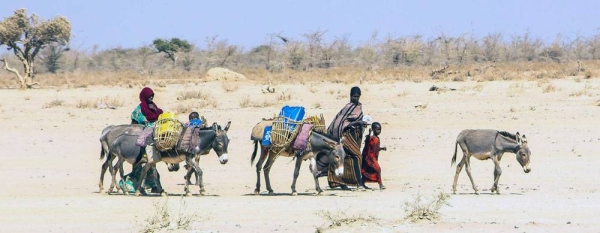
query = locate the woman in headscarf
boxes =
[131,87,163,126]
[131,87,163,193]
[327,86,369,190]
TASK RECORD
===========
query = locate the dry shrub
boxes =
[43,99,64,108]
[398,89,409,97]
[76,99,95,109]
[315,210,377,233]
[136,198,200,233]
[239,95,276,108]
[276,91,291,102]
[404,191,451,223]
[542,83,558,93]
[102,96,124,108]
[584,71,592,79]
[313,102,321,109]
[221,82,239,92]
[595,100,600,106]
[176,90,211,101]
[461,83,484,92]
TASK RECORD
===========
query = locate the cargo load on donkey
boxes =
[263,105,305,147]
[153,112,183,151]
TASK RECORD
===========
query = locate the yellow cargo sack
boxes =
[154,112,183,151]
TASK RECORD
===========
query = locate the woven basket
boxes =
[270,116,301,148]
[302,114,326,134]
[154,113,183,151]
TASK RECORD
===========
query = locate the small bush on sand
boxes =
[136,198,199,233]
[403,191,451,223]
[43,99,64,108]
[315,210,377,233]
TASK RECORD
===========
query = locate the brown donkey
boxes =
[451,129,531,194]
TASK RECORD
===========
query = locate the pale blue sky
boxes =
[2,0,599,51]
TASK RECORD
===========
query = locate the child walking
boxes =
[361,122,387,189]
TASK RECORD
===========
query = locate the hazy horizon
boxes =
[2,1,599,51]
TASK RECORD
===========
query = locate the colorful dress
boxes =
[361,135,382,183]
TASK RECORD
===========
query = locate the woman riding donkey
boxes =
[327,86,370,190]
[126,87,164,192]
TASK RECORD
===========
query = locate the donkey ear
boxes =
[339,136,346,144]
[224,121,231,132]
[521,135,527,144]
[515,132,522,144]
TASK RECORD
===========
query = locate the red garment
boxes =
[361,135,381,183]
[139,87,163,122]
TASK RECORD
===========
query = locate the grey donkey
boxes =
[451,129,531,194]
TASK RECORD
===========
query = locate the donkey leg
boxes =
[491,157,502,194]
[290,156,303,196]
[109,157,124,193]
[452,156,466,194]
[263,152,277,194]
[254,148,269,195]
[99,154,112,194]
[135,145,158,196]
[134,162,153,196]
[310,159,324,195]
[464,156,479,195]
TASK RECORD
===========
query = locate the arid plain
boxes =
[0,77,599,232]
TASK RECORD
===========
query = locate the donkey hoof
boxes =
[199,190,207,196]
[135,191,142,196]
[253,190,260,195]
[291,192,298,196]
[161,192,168,197]
[99,189,105,195]
[185,192,192,197]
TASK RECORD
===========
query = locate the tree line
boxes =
[2,9,600,88]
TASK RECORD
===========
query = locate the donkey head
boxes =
[211,121,231,164]
[324,136,347,176]
[515,132,531,173]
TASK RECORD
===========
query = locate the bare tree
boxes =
[0,9,71,88]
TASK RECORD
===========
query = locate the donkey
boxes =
[99,124,183,194]
[106,122,230,196]
[98,124,144,194]
[251,125,346,196]
[451,129,531,194]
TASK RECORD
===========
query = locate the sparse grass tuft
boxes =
[76,99,95,109]
[403,191,451,223]
[313,102,321,109]
[239,95,276,108]
[43,99,64,108]
[315,210,377,233]
[176,90,211,100]
[276,92,291,102]
[542,83,558,93]
[136,198,200,233]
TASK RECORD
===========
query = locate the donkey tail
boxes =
[250,140,258,166]
[100,145,106,160]
[451,142,458,167]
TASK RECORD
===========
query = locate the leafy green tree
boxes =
[152,38,193,67]
[0,9,71,88]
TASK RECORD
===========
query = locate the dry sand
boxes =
[0,78,599,232]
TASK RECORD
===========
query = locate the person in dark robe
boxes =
[361,122,387,190]
[327,86,370,190]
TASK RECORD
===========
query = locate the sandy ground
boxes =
[0,78,599,232]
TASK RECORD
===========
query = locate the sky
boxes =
[2,0,599,51]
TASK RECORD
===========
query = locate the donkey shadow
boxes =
[242,192,338,197]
